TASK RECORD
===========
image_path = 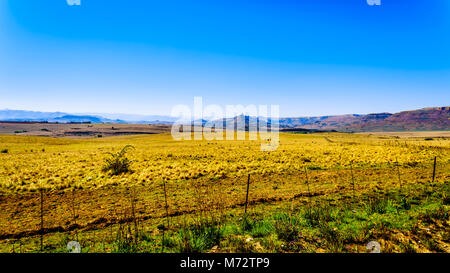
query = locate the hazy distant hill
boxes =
[0,110,66,121]
[0,107,448,131]
[79,113,178,123]
[51,115,105,123]
[0,110,171,124]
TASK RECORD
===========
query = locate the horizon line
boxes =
[0,105,448,120]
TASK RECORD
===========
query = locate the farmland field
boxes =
[0,132,449,253]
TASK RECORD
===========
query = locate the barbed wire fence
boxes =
[0,157,447,252]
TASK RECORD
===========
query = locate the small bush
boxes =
[240,215,256,232]
[304,205,334,226]
[102,145,134,175]
[114,226,137,253]
[395,196,412,210]
[162,236,176,248]
[114,237,137,253]
[318,222,345,252]
[178,222,223,253]
[273,213,300,242]
[140,233,154,243]
[342,225,371,244]
[249,220,274,238]
[365,197,392,214]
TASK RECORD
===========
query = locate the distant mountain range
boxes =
[0,110,175,124]
[0,106,448,132]
[278,106,449,132]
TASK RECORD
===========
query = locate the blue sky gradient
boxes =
[1,0,449,116]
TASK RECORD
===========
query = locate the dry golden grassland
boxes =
[0,132,448,253]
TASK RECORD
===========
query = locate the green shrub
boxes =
[114,237,137,253]
[240,215,256,232]
[102,145,134,175]
[304,205,334,226]
[273,213,300,242]
[162,236,176,248]
[178,222,223,253]
[396,196,412,210]
[249,220,274,238]
[113,226,137,253]
[318,222,345,252]
[365,197,392,214]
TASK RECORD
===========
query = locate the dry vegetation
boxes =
[0,132,448,253]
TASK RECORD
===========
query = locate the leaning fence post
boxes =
[244,174,250,214]
[162,179,169,229]
[350,162,355,199]
[130,187,138,245]
[432,156,437,183]
[396,158,402,190]
[304,167,312,216]
[39,188,44,252]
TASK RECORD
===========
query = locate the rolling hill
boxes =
[0,106,448,132]
[281,107,449,132]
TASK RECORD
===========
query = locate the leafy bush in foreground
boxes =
[102,145,134,175]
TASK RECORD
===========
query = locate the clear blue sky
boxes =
[0,0,449,116]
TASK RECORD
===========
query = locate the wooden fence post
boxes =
[244,174,250,214]
[396,158,402,190]
[130,187,138,244]
[39,188,44,252]
[162,179,169,229]
[432,156,437,183]
[350,163,355,199]
[304,167,312,216]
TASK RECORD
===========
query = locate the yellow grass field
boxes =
[0,132,448,192]
[0,132,448,253]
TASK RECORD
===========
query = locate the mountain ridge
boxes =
[0,106,448,132]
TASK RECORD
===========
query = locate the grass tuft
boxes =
[177,221,223,253]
